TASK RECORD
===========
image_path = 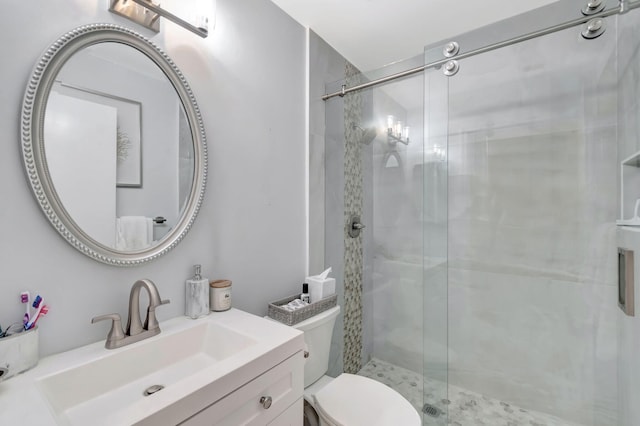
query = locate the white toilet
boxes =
[291,305,421,426]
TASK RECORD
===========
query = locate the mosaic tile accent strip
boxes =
[358,358,583,426]
[343,61,364,374]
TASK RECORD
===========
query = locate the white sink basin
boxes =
[26,309,303,426]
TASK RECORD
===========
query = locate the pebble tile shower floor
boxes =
[358,358,582,426]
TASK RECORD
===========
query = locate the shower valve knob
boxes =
[348,215,365,238]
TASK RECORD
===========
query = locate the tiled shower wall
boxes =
[342,63,364,373]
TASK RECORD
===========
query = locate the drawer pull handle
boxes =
[260,396,273,409]
[304,351,309,358]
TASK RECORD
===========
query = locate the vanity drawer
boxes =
[268,398,303,425]
[181,352,304,426]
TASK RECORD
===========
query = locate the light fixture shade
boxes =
[109,0,210,38]
[395,121,403,137]
[196,0,216,31]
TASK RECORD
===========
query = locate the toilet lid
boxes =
[313,374,421,426]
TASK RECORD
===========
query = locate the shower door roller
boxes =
[581,18,607,39]
[443,60,460,77]
[348,215,366,238]
[442,41,460,58]
[581,0,606,15]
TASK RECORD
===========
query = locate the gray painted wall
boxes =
[0,0,306,357]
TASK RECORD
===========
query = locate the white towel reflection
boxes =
[116,216,153,250]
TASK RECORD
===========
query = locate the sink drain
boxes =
[422,403,441,418]
[143,384,164,396]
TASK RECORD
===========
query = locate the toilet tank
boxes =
[292,305,340,387]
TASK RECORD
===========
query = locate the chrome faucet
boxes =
[92,279,170,350]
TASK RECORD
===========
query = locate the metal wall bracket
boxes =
[581,18,607,39]
[443,60,460,77]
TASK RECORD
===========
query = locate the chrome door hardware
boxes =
[619,247,635,316]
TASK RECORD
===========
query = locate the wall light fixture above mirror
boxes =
[21,24,208,266]
[109,0,212,38]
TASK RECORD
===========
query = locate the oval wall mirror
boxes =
[21,24,207,266]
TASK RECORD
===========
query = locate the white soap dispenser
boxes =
[185,264,210,319]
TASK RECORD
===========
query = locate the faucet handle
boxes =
[144,299,170,332]
[91,313,125,348]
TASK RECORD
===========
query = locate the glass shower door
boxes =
[443,14,618,426]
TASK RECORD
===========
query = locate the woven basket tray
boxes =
[268,293,337,326]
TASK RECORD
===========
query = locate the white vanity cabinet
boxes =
[180,351,304,425]
[0,311,305,426]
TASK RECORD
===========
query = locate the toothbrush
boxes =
[32,295,42,310]
[20,291,30,327]
[27,305,48,330]
[25,295,43,330]
[25,299,47,330]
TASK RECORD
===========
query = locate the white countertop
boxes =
[0,309,303,426]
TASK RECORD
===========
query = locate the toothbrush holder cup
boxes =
[0,327,39,381]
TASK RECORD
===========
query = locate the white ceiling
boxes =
[270,0,559,71]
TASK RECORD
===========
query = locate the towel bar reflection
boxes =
[153,217,166,225]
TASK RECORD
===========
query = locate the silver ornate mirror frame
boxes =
[21,24,207,266]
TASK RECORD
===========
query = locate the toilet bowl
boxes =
[288,305,421,426]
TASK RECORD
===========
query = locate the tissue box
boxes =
[306,276,336,304]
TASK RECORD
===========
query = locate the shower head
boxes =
[361,127,377,145]
[353,124,377,145]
